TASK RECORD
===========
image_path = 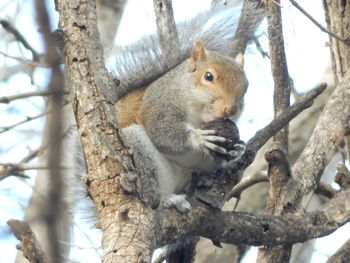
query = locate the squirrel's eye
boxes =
[204,71,214,81]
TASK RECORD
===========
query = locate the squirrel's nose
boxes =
[223,105,238,117]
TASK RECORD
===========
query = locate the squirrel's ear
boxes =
[188,40,207,72]
[235,53,244,67]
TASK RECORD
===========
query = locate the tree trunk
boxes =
[323,0,350,82]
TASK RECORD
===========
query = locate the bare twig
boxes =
[253,36,270,58]
[0,112,48,134]
[245,83,327,154]
[227,172,268,200]
[0,50,49,67]
[0,90,68,104]
[0,19,40,61]
[0,162,48,180]
[7,219,49,263]
[289,0,350,45]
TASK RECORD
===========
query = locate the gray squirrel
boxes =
[116,40,248,212]
[70,1,264,261]
[109,1,265,212]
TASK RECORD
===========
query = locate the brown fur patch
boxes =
[115,88,146,127]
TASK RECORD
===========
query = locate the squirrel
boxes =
[115,40,248,212]
[68,2,263,262]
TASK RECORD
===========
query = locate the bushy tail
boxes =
[165,236,199,263]
[108,1,264,100]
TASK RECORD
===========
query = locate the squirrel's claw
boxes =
[163,194,191,213]
[227,142,246,161]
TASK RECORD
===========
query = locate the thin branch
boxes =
[245,83,327,154]
[0,90,68,104]
[0,162,48,180]
[253,36,270,58]
[289,0,350,45]
[227,173,268,200]
[198,83,326,209]
[7,219,49,263]
[0,19,40,61]
[0,50,49,67]
[0,111,48,134]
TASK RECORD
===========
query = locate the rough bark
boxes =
[256,0,292,261]
[8,219,49,263]
[323,0,350,84]
[57,1,157,262]
[15,1,125,262]
[153,0,180,57]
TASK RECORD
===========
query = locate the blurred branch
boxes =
[327,239,350,263]
[0,50,49,67]
[34,0,65,262]
[0,162,48,180]
[0,90,68,104]
[7,219,49,263]
[0,112,48,134]
[231,0,265,56]
[0,19,40,61]
[153,0,180,58]
[0,64,28,81]
[315,182,338,199]
[0,101,69,134]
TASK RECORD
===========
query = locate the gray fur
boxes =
[109,1,264,100]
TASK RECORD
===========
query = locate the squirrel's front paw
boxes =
[162,194,191,213]
[227,141,246,161]
[191,128,229,155]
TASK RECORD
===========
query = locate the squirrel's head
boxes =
[187,41,248,123]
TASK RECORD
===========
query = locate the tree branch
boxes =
[7,219,49,263]
[153,0,180,56]
[0,19,40,61]
[292,69,350,209]
[155,190,350,248]
[57,1,147,262]
[0,90,68,104]
[257,0,293,260]
[289,0,350,45]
